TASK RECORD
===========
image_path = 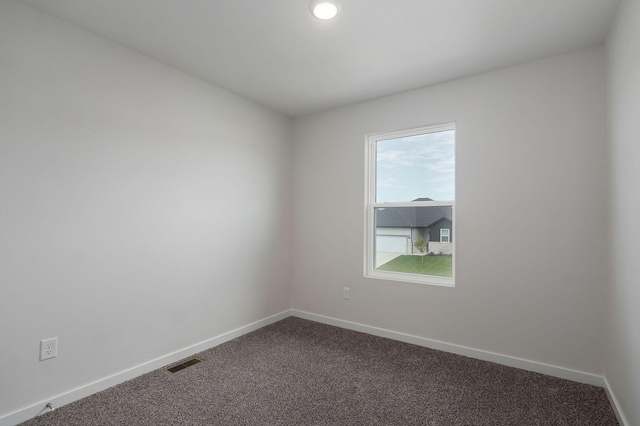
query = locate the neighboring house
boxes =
[376,198,452,255]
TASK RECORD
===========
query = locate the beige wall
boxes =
[605,0,640,424]
[292,46,606,376]
[0,1,292,420]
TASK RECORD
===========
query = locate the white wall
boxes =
[292,46,606,376]
[0,0,291,421]
[605,0,640,424]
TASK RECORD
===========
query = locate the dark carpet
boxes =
[20,317,618,425]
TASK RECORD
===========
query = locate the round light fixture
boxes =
[309,0,340,20]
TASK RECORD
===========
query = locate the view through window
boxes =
[365,123,455,286]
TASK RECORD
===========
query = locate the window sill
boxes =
[365,269,455,287]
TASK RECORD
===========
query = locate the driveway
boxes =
[376,252,402,267]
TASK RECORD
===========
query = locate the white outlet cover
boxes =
[40,337,58,361]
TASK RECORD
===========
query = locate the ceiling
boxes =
[19,0,620,118]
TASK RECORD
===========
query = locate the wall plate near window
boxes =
[364,123,455,286]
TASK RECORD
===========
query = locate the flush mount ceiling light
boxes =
[309,0,341,20]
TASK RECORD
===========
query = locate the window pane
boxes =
[376,130,455,203]
[374,206,453,277]
[366,123,455,285]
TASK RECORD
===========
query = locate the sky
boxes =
[376,129,455,202]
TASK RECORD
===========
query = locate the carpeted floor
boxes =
[20,317,619,425]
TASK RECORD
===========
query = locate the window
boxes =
[364,123,455,286]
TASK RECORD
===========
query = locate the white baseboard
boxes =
[4,310,618,426]
[603,376,630,426]
[292,310,605,388]
[0,310,291,426]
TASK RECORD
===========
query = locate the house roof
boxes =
[376,200,451,229]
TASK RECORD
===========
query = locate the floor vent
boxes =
[165,357,203,374]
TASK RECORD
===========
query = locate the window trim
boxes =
[440,228,451,244]
[364,123,455,287]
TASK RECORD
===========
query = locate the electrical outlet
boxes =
[343,287,350,299]
[40,337,58,361]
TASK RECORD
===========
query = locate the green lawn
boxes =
[378,255,452,277]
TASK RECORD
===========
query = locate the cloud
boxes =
[376,130,454,202]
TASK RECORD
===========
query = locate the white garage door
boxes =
[376,235,407,254]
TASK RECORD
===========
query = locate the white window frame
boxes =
[440,229,450,244]
[364,123,455,287]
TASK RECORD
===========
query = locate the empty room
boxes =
[1,0,638,425]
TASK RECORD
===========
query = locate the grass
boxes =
[377,255,452,277]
